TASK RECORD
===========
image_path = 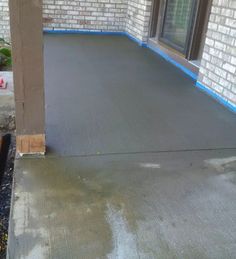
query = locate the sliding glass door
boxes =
[159,0,197,54]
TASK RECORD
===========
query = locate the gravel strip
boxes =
[0,135,15,258]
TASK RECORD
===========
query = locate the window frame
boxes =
[158,0,199,56]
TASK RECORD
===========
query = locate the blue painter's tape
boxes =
[196,81,236,114]
[43,29,148,46]
[124,34,197,81]
[43,29,147,46]
[43,29,125,36]
[147,44,197,81]
[124,32,147,47]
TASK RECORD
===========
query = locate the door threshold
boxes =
[189,60,201,68]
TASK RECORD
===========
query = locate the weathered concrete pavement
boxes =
[8,151,236,258]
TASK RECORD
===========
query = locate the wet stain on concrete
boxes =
[106,203,139,259]
[9,157,144,258]
[205,156,236,172]
[205,156,236,185]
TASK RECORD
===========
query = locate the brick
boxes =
[198,0,236,107]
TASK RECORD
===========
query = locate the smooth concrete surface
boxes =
[8,150,236,258]
[44,35,236,157]
[8,35,236,258]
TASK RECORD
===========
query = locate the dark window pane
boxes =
[161,0,195,52]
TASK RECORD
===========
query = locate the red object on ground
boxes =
[0,77,7,89]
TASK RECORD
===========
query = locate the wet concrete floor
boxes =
[44,34,236,156]
[8,35,236,258]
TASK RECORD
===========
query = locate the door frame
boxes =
[158,0,199,56]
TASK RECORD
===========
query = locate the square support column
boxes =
[9,0,45,155]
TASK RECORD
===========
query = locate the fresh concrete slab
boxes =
[44,35,236,157]
[8,35,236,258]
[8,150,236,258]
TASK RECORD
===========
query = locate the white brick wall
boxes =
[43,0,127,31]
[125,0,152,42]
[0,0,150,41]
[43,0,152,41]
[0,0,10,41]
[198,0,236,107]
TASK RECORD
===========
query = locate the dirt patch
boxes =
[0,95,15,133]
[0,114,15,133]
[0,134,15,258]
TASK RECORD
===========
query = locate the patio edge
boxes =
[43,29,125,36]
[43,29,147,46]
